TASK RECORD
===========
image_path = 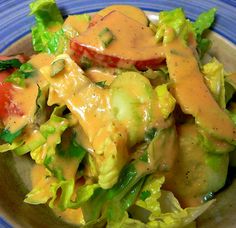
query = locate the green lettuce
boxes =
[30,0,67,54]
[30,106,69,165]
[155,8,194,44]
[81,127,177,225]
[202,58,225,108]
[0,141,23,153]
[155,84,176,119]
[0,58,21,71]
[0,128,23,144]
[225,73,236,104]
[5,62,35,87]
[128,176,214,228]
[193,8,217,58]
[155,8,216,58]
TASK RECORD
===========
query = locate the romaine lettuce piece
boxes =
[155,84,176,119]
[0,58,21,71]
[30,0,67,54]
[155,7,216,58]
[30,106,69,165]
[0,141,23,153]
[5,63,35,87]
[193,8,217,58]
[112,175,214,228]
[81,126,178,225]
[155,8,194,44]
[202,58,225,108]
[0,128,23,144]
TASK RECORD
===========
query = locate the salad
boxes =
[0,0,236,227]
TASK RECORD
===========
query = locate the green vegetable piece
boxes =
[99,27,115,48]
[0,59,21,71]
[51,59,65,77]
[14,130,46,156]
[193,8,217,37]
[155,83,176,119]
[95,81,107,88]
[139,190,151,201]
[0,128,23,144]
[155,8,194,44]
[144,128,157,142]
[164,124,229,207]
[193,8,217,58]
[79,56,92,70]
[5,62,35,87]
[110,71,156,147]
[0,141,23,153]
[30,0,67,54]
[202,58,225,108]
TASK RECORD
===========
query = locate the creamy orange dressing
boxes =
[165,39,236,143]
[53,207,84,225]
[28,165,56,204]
[64,15,89,34]
[76,11,165,60]
[47,24,62,33]
[41,54,111,143]
[85,67,116,84]
[31,165,84,225]
[29,53,55,87]
[97,4,148,25]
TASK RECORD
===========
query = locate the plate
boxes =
[0,0,236,227]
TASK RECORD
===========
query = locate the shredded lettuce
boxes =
[202,58,225,108]
[155,8,194,44]
[155,84,176,119]
[0,128,23,144]
[30,0,67,54]
[155,7,216,58]
[5,62,35,87]
[193,8,217,58]
[30,106,69,165]
[127,176,214,228]
[0,59,21,71]
[81,127,177,225]
[0,141,23,153]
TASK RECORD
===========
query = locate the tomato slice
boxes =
[0,55,26,120]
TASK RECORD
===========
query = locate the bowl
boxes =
[0,0,236,227]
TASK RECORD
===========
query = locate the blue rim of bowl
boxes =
[0,0,235,53]
[0,0,235,226]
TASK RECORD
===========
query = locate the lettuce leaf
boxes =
[0,141,23,153]
[155,8,216,58]
[81,127,177,225]
[193,8,217,58]
[30,0,67,54]
[0,128,23,144]
[0,59,21,71]
[155,84,176,119]
[155,8,194,44]
[5,62,35,87]
[127,176,214,228]
[30,106,69,165]
[202,58,225,108]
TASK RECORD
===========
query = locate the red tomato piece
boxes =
[0,55,27,120]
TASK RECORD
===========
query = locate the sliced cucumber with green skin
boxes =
[199,129,235,154]
[110,72,155,147]
[164,123,229,207]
